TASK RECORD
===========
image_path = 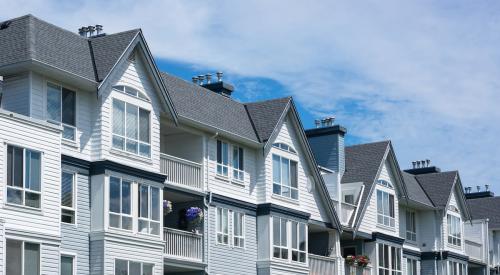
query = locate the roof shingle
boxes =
[467,197,500,229]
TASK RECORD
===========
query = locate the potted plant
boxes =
[163,200,172,215]
[356,255,370,268]
[186,207,204,233]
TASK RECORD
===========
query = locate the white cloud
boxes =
[2,0,500,192]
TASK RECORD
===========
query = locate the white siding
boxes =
[418,210,439,252]
[1,73,30,116]
[90,239,104,275]
[41,243,60,275]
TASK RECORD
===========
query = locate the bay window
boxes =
[115,259,153,275]
[406,211,416,241]
[61,171,76,224]
[447,214,462,246]
[272,217,307,263]
[7,145,41,208]
[233,211,245,248]
[217,207,229,244]
[232,146,244,181]
[216,140,229,177]
[109,177,132,230]
[6,239,40,275]
[47,82,76,141]
[112,99,150,158]
[377,189,395,227]
[448,261,466,275]
[378,243,401,275]
[138,184,161,235]
[272,154,298,200]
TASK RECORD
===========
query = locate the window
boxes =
[291,221,307,263]
[109,177,132,230]
[377,179,394,189]
[138,185,161,235]
[344,194,355,205]
[447,214,462,246]
[272,142,297,154]
[217,207,229,244]
[272,154,298,200]
[406,258,418,275]
[6,239,40,275]
[115,259,153,275]
[61,172,76,224]
[273,217,288,260]
[448,261,466,275]
[61,255,75,275]
[377,189,395,227]
[232,146,244,181]
[113,85,149,101]
[7,145,41,208]
[406,211,416,241]
[216,140,229,177]
[47,82,76,141]
[112,99,151,158]
[378,243,401,275]
[233,212,245,248]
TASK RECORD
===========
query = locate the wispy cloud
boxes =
[2,0,500,191]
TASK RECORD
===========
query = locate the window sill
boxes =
[447,243,462,249]
[215,174,230,182]
[4,203,42,214]
[231,179,245,187]
[271,194,299,205]
[376,224,396,232]
[110,149,153,164]
[62,138,79,149]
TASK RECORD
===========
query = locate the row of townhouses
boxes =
[0,14,498,275]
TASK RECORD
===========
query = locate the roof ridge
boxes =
[89,28,141,40]
[244,96,292,105]
[346,140,391,149]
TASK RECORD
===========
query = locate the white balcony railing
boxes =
[465,239,483,261]
[164,227,203,261]
[160,153,203,191]
[345,265,371,275]
[309,255,336,275]
[340,203,356,225]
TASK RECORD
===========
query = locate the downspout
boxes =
[205,132,218,274]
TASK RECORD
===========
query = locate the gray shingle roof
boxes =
[0,14,139,83]
[414,171,458,208]
[401,171,434,207]
[342,140,390,227]
[245,97,291,142]
[467,197,500,229]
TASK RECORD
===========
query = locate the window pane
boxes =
[130,261,141,275]
[109,213,120,228]
[139,185,149,218]
[7,187,22,205]
[25,192,41,208]
[139,109,150,143]
[62,88,76,126]
[281,158,290,187]
[291,221,297,249]
[273,155,281,185]
[113,99,125,136]
[7,146,13,186]
[63,125,76,141]
[139,144,150,158]
[24,242,40,275]
[150,222,160,235]
[126,140,138,154]
[27,151,41,191]
[233,147,239,170]
[61,256,73,275]
[13,146,23,188]
[113,136,125,150]
[290,161,298,188]
[299,223,306,251]
[6,239,22,275]
[47,83,61,122]
[62,209,75,224]
[273,218,280,246]
[151,187,160,221]
[109,177,121,213]
[126,103,138,140]
[143,264,153,275]
[223,209,228,233]
[281,219,287,246]
[122,216,133,230]
[222,142,228,165]
[389,194,395,218]
[217,140,222,163]
[115,259,128,275]
[122,181,131,214]
[61,172,74,208]
[239,148,244,170]
[377,190,383,214]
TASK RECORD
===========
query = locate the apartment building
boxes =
[0,14,343,275]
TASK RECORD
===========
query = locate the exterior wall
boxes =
[419,210,439,252]
[207,202,257,275]
[358,160,400,235]
[421,259,437,275]
[1,73,30,116]
[306,129,345,175]
[90,239,104,275]
[61,163,91,275]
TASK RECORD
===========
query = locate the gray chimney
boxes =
[202,72,235,97]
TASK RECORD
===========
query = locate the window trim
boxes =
[111,98,152,158]
[6,238,41,275]
[5,144,43,209]
[61,171,77,225]
[406,210,416,242]
[113,85,150,102]
[108,176,133,231]
[138,184,161,236]
[232,145,244,182]
[272,154,299,200]
[232,211,245,248]
[271,216,308,264]
[378,243,402,275]
[216,140,230,178]
[272,142,297,154]
[46,81,77,142]
[377,189,395,228]
[216,140,245,183]
[216,207,230,245]
[447,213,462,247]
[60,252,77,275]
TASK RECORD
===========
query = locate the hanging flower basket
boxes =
[186,207,204,227]
[345,255,370,267]
[163,200,172,214]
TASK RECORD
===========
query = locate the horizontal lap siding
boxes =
[30,72,44,119]
[208,204,258,275]
[61,169,90,274]
[90,239,104,275]
[1,73,30,116]
[0,114,61,236]
[42,243,60,275]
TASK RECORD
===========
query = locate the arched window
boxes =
[113,85,149,101]
[272,142,297,154]
[377,179,394,189]
[448,205,460,213]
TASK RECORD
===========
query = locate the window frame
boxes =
[232,211,245,248]
[6,238,41,275]
[112,85,150,102]
[216,207,229,245]
[447,261,466,275]
[216,140,230,177]
[378,243,402,275]
[108,176,133,231]
[114,259,154,275]
[271,216,308,264]
[5,144,42,209]
[232,145,244,182]
[46,81,77,142]
[272,142,297,154]
[447,214,462,247]
[377,189,395,228]
[272,154,299,200]
[406,210,416,242]
[61,171,77,225]
[138,184,161,236]
[60,252,77,275]
[111,98,151,158]
[405,258,418,275]
[290,221,307,263]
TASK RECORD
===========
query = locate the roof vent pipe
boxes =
[95,24,103,35]
[426,159,431,167]
[87,25,96,37]
[78,27,87,37]
[216,72,223,82]
[205,73,212,84]
[412,161,416,169]
[198,75,205,85]
[477,185,481,192]
[192,76,199,85]
[485,184,490,191]
[314,119,321,128]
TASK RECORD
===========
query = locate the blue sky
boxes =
[2,0,500,193]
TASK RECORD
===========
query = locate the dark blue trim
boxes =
[62,155,91,170]
[211,194,257,212]
[309,219,334,229]
[421,251,469,262]
[256,203,310,220]
[90,160,167,183]
[164,186,205,198]
[368,232,405,245]
[403,249,421,258]
[305,125,347,137]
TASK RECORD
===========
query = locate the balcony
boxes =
[309,254,337,275]
[345,265,371,275]
[465,239,483,262]
[161,153,203,191]
[164,227,203,262]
